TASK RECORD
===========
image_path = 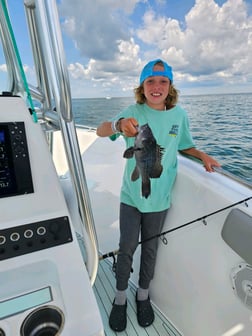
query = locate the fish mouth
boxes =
[135,125,140,133]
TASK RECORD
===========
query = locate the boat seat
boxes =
[221,208,252,265]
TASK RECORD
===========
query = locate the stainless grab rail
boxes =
[25,0,99,285]
[0,0,99,284]
[0,0,27,95]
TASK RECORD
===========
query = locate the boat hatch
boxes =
[222,208,252,266]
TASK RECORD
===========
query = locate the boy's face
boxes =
[143,64,170,110]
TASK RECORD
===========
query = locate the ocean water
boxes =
[72,93,252,184]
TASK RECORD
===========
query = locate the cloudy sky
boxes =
[0,0,252,98]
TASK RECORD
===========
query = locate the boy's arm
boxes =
[96,121,115,137]
[180,147,221,172]
[96,118,138,137]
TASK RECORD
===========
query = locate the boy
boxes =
[96,59,220,331]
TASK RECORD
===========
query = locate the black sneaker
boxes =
[109,300,127,332]
[136,295,154,327]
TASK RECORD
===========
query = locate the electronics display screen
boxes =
[0,130,4,142]
[0,126,17,195]
[0,287,52,320]
[0,122,33,198]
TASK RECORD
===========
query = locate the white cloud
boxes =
[3,0,249,96]
[59,0,142,60]
[137,11,186,50]
[55,0,252,96]
[67,38,142,97]
[0,64,7,72]
[136,0,252,87]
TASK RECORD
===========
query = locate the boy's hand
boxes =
[120,118,139,137]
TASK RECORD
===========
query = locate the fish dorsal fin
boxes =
[158,145,165,160]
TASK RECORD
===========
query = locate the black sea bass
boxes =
[123,124,164,198]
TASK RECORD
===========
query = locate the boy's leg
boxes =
[109,203,141,332]
[135,209,168,328]
[115,203,141,292]
[139,209,168,290]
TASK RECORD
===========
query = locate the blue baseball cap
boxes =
[139,59,173,85]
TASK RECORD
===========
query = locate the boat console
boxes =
[0,95,104,335]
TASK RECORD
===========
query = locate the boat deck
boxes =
[94,258,182,336]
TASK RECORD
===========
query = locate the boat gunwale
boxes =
[74,125,252,191]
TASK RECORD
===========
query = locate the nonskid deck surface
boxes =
[94,259,182,336]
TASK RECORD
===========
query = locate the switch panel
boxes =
[0,216,73,261]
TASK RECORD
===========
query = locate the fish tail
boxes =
[142,179,151,198]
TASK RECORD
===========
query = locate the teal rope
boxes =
[1,0,38,122]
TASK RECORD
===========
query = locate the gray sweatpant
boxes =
[116,203,168,290]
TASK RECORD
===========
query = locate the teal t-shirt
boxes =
[110,103,195,212]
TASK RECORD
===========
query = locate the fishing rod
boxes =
[99,196,252,261]
[140,196,252,245]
